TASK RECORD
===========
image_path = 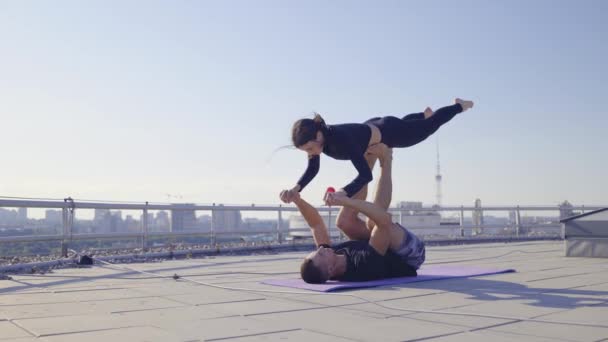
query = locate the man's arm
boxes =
[293,195,331,247]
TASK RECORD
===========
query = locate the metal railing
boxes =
[0,198,603,257]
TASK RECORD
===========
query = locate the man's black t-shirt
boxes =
[331,240,417,281]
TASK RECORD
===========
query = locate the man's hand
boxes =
[324,190,349,206]
[290,190,301,203]
[279,188,300,203]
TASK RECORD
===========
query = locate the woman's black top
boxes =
[296,123,372,197]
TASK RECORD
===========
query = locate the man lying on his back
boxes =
[293,144,425,283]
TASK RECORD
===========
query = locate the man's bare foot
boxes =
[325,191,349,207]
[366,143,381,157]
[455,98,474,111]
[424,107,434,119]
[367,143,393,167]
[367,143,390,158]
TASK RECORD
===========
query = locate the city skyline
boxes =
[0,199,579,225]
[1,1,607,206]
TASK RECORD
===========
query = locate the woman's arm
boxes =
[341,154,373,197]
[296,154,320,192]
[281,155,320,203]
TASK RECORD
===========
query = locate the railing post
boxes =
[61,206,68,257]
[277,205,283,244]
[61,197,75,257]
[459,205,464,237]
[515,205,521,237]
[68,200,74,247]
[142,202,149,251]
[399,208,404,226]
[210,204,216,246]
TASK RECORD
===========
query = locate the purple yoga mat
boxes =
[262,265,515,292]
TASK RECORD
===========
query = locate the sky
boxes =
[1,0,607,207]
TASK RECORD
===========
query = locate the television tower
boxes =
[435,139,442,207]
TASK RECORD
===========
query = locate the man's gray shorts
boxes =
[394,223,426,270]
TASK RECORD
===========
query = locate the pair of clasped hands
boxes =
[279,187,347,207]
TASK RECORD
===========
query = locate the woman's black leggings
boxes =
[365,103,463,148]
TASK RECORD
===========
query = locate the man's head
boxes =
[300,246,338,284]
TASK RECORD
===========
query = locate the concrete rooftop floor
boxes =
[1,241,607,342]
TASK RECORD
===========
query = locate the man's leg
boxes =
[365,144,393,230]
[325,174,403,257]
[335,153,378,240]
[326,151,425,269]
[370,146,425,268]
[364,145,412,254]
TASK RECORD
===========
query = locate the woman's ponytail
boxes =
[313,112,328,134]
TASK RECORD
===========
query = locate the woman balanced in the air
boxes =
[280,98,473,233]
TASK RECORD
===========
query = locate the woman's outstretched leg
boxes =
[403,107,436,121]
[401,112,425,121]
[421,98,473,129]
[385,98,473,148]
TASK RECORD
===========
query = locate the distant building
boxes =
[138,212,160,232]
[171,204,198,232]
[108,213,120,233]
[45,210,62,225]
[241,218,276,233]
[0,208,18,225]
[398,201,423,210]
[154,211,170,232]
[399,214,441,228]
[125,215,140,232]
[93,209,111,233]
[288,212,338,238]
[17,208,27,222]
[197,214,212,231]
[94,209,110,221]
[92,209,123,233]
[212,205,242,232]
[156,211,169,223]
[395,201,441,227]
